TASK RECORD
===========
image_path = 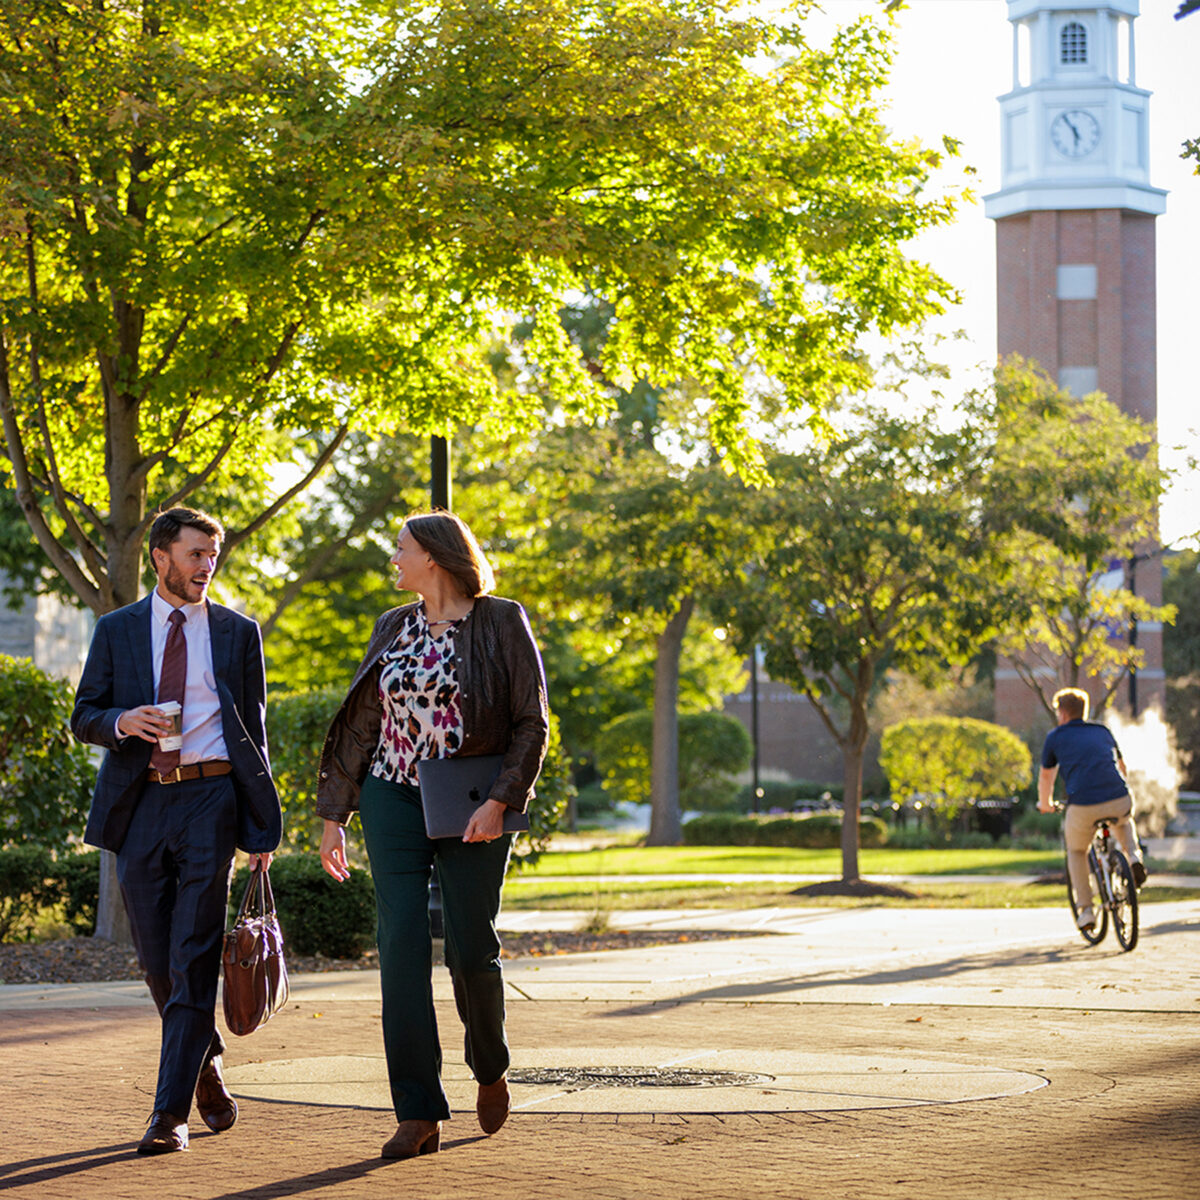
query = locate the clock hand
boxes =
[1064,115,1081,145]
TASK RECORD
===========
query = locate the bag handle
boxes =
[233,860,277,924]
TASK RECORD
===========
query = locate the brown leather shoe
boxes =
[381,1119,441,1160]
[196,1056,238,1133]
[477,1076,510,1135]
[137,1111,188,1154]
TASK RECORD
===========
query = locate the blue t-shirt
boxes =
[1041,719,1127,806]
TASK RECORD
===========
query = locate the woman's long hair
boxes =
[404,512,496,598]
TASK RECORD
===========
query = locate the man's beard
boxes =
[164,562,207,604]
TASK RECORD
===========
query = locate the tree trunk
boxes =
[94,852,132,945]
[840,738,864,883]
[839,660,874,883]
[647,594,694,846]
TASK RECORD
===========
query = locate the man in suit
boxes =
[72,506,282,1154]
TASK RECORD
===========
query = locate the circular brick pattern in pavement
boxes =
[225,1046,1047,1114]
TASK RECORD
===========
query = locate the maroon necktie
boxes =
[150,609,187,774]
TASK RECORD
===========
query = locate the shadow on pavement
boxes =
[204,1138,488,1199]
[601,939,1135,1014]
[0,1144,137,1186]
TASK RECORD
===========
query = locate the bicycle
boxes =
[1066,816,1139,952]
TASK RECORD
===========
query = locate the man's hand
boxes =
[463,799,508,844]
[320,820,352,881]
[116,705,175,743]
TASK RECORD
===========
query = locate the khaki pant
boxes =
[1064,794,1140,917]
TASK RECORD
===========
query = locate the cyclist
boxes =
[1037,687,1147,932]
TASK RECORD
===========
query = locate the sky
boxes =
[780,0,1200,546]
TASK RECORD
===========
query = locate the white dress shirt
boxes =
[116,591,229,763]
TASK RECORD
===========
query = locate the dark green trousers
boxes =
[359,773,512,1122]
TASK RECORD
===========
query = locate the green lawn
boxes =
[502,877,1200,911]
[503,844,1200,911]
[514,844,1067,878]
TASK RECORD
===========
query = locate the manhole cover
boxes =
[508,1066,774,1088]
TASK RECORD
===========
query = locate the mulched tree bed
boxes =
[790,879,916,899]
[0,928,767,986]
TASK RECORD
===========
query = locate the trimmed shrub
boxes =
[683,811,888,849]
[57,850,101,935]
[267,687,343,853]
[880,717,1032,826]
[230,853,377,959]
[521,711,574,864]
[1012,807,1062,841]
[595,710,752,811]
[0,655,95,852]
[0,845,59,942]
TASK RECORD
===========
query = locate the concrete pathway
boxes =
[2,900,1198,1199]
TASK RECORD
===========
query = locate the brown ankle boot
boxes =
[381,1119,441,1160]
[477,1076,510,1135]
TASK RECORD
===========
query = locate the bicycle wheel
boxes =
[1108,849,1139,952]
[1067,848,1108,945]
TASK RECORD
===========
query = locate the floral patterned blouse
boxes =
[370,605,465,785]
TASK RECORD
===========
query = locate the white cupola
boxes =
[984,0,1166,218]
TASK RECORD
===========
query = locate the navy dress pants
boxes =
[359,774,512,1123]
[116,774,238,1120]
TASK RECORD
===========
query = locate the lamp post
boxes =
[428,434,450,936]
[750,645,762,813]
[431,435,451,511]
[1128,552,1139,718]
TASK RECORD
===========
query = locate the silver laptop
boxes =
[416,754,530,839]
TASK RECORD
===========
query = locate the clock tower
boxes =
[984,0,1166,725]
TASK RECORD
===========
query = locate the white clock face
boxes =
[1050,109,1101,158]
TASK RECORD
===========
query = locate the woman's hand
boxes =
[463,799,508,844]
[320,819,352,881]
[246,852,274,871]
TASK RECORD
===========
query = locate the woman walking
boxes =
[316,512,548,1158]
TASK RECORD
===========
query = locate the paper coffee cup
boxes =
[157,700,182,751]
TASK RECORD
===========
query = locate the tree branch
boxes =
[23,216,109,583]
[220,423,351,561]
[801,680,848,750]
[130,402,195,485]
[0,328,103,613]
[260,485,396,637]
[141,430,241,537]
[137,312,192,400]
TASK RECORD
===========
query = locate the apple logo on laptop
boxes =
[469,786,482,804]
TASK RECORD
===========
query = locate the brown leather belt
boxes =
[147,760,233,786]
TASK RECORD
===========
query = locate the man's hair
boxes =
[148,507,224,558]
[404,511,495,599]
[1052,687,1089,721]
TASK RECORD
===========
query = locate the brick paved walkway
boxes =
[2,901,1198,1200]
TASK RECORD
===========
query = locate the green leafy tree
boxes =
[982,364,1173,720]
[718,404,1013,885]
[2,0,960,925]
[534,428,757,842]
[879,716,1032,828]
[594,710,752,813]
[1,0,959,620]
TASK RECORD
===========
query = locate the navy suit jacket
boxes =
[71,596,283,854]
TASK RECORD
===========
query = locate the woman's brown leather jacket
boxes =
[315,595,549,824]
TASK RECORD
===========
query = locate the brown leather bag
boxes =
[222,863,289,1037]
